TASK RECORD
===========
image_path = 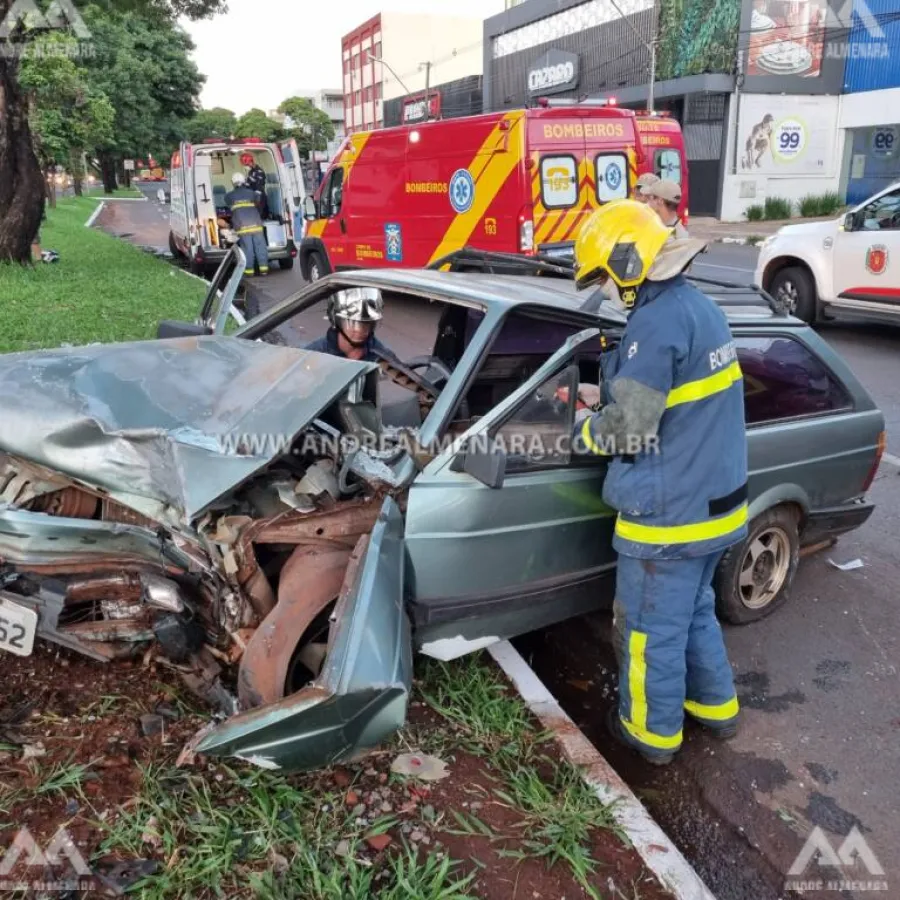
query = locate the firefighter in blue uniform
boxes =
[305,288,398,362]
[571,199,748,766]
[225,172,269,277]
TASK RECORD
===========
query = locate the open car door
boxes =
[196,497,411,772]
[156,246,246,339]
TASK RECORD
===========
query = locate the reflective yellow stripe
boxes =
[427,112,525,265]
[617,504,748,545]
[232,201,256,209]
[685,697,740,722]
[580,417,608,456]
[243,268,254,274]
[616,503,748,546]
[666,361,742,409]
[623,631,682,751]
[237,226,263,234]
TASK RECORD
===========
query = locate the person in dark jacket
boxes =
[571,199,747,766]
[305,288,397,362]
[224,172,268,276]
[242,153,269,219]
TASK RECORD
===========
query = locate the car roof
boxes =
[333,268,800,328]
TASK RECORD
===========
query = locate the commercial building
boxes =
[482,0,741,215]
[482,0,900,219]
[340,8,504,134]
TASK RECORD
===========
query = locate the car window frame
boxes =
[733,330,856,429]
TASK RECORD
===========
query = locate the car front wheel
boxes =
[715,505,801,624]
[769,266,816,323]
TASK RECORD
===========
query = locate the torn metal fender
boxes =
[197,497,411,772]
[237,544,352,709]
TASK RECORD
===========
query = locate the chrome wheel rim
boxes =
[739,527,791,609]
[310,262,320,281]
[776,280,799,315]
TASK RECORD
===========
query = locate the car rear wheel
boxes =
[770,266,816,323]
[280,256,295,271]
[715,506,800,624]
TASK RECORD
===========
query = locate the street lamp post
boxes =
[367,51,411,96]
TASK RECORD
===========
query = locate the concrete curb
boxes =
[882,452,900,470]
[488,640,717,900]
[84,201,106,228]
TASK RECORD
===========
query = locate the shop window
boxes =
[654,149,682,185]
[540,155,578,209]
[594,153,628,203]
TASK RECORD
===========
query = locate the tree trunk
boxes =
[45,166,57,209]
[100,151,118,193]
[0,46,46,263]
[70,150,84,197]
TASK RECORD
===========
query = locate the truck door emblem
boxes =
[449,169,475,214]
[866,244,888,275]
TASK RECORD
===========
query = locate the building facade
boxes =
[482,0,742,215]
[341,8,503,134]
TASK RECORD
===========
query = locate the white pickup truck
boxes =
[755,181,900,325]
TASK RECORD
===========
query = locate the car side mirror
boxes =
[303,196,317,220]
[451,440,507,489]
[842,212,857,231]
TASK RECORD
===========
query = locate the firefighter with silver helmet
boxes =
[569,199,749,766]
[304,287,397,362]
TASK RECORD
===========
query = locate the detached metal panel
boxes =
[843,0,900,93]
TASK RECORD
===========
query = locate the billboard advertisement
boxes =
[746,0,828,78]
[737,94,838,174]
[656,0,741,80]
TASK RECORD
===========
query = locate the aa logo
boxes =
[826,0,886,40]
[0,826,92,877]
[0,0,91,40]
[787,826,885,877]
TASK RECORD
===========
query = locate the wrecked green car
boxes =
[0,249,884,771]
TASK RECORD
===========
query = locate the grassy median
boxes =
[0,196,205,355]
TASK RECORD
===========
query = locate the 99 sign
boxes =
[779,131,802,150]
[773,119,807,162]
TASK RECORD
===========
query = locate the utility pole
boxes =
[609,0,656,110]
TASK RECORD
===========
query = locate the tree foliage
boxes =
[277,96,335,158]
[186,106,237,142]
[234,108,284,142]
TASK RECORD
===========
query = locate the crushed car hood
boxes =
[0,336,376,524]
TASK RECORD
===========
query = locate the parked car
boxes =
[755,181,900,325]
[0,250,884,772]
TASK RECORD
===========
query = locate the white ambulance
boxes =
[168,137,307,275]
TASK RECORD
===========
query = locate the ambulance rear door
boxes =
[169,141,192,255]
[192,149,218,251]
[636,116,689,223]
[528,111,589,252]
[277,138,307,241]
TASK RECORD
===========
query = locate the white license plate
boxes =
[0,598,38,657]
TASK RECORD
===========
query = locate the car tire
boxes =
[308,250,326,282]
[715,505,801,625]
[770,266,817,323]
[280,256,295,271]
[168,231,183,259]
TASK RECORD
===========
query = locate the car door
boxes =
[277,138,307,240]
[832,185,900,306]
[311,165,348,267]
[196,496,411,772]
[403,328,618,660]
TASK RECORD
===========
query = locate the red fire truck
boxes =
[299,102,688,280]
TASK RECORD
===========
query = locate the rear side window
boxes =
[320,167,344,218]
[736,336,853,425]
[540,155,578,209]
[654,149,682,185]
[595,153,628,203]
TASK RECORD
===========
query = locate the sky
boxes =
[182,0,509,116]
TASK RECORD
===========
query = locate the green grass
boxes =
[745,204,764,222]
[798,191,844,218]
[0,196,205,354]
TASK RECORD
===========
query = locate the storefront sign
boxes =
[403,93,441,123]
[527,49,579,96]
[871,126,898,158]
